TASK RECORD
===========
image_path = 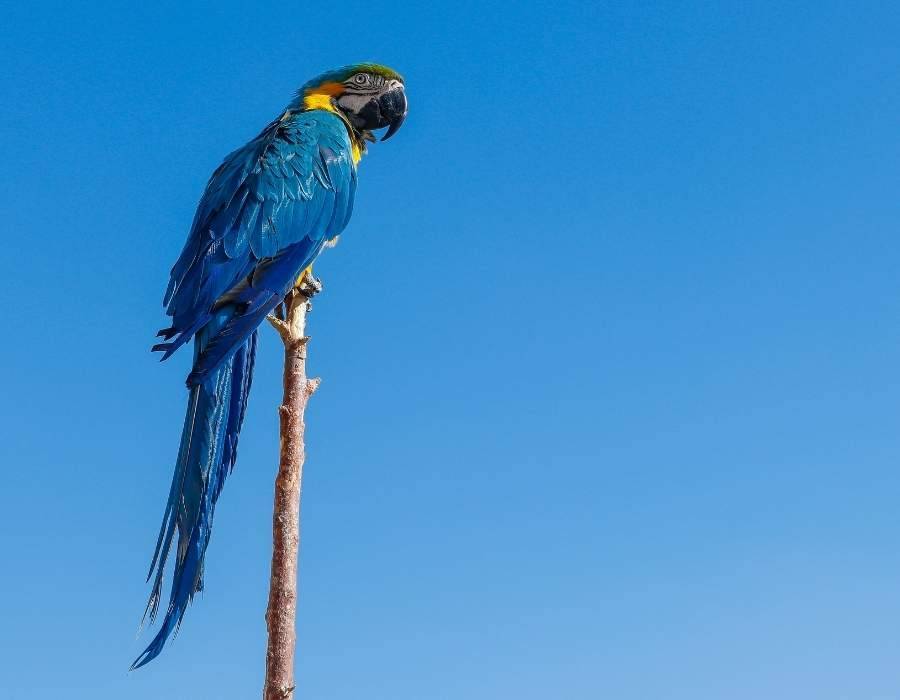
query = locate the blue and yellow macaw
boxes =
[133,64,407,669]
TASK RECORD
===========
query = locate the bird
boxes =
[132,63,408,669]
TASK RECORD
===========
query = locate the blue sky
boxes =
[2,1,900,698]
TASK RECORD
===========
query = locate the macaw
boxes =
[133,64,407,669]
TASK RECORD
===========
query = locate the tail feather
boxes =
[133,307,257,670]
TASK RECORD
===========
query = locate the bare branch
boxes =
[263,273,321,700]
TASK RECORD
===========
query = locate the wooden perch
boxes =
[262,274,322,700]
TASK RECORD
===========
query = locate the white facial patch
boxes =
[336,93,372,114]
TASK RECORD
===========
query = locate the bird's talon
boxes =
[298,272,323,297]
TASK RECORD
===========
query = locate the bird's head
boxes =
[295,63,408,142]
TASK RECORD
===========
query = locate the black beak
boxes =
[379,85,407,141]
[351,84,407,142]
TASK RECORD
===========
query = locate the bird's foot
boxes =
[296,269,323,299]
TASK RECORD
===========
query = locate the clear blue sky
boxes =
[2,1,900,698]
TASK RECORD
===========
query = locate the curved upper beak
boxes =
[378,84,407,141]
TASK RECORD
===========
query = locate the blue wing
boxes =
[135,109,357,669]
[154,109,357,384]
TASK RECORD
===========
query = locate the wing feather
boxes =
[156,110,357,378]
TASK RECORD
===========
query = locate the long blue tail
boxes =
[132,306,257,669]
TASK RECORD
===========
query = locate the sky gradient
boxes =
[2,1,900,698]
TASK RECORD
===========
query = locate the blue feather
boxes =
[137,106,358,667]
[135,309,242,669]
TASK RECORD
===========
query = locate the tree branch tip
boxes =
[307,378,321,394]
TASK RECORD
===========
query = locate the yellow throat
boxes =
[303,87,363,165]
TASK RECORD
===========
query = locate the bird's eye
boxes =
[354,73,368,85]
